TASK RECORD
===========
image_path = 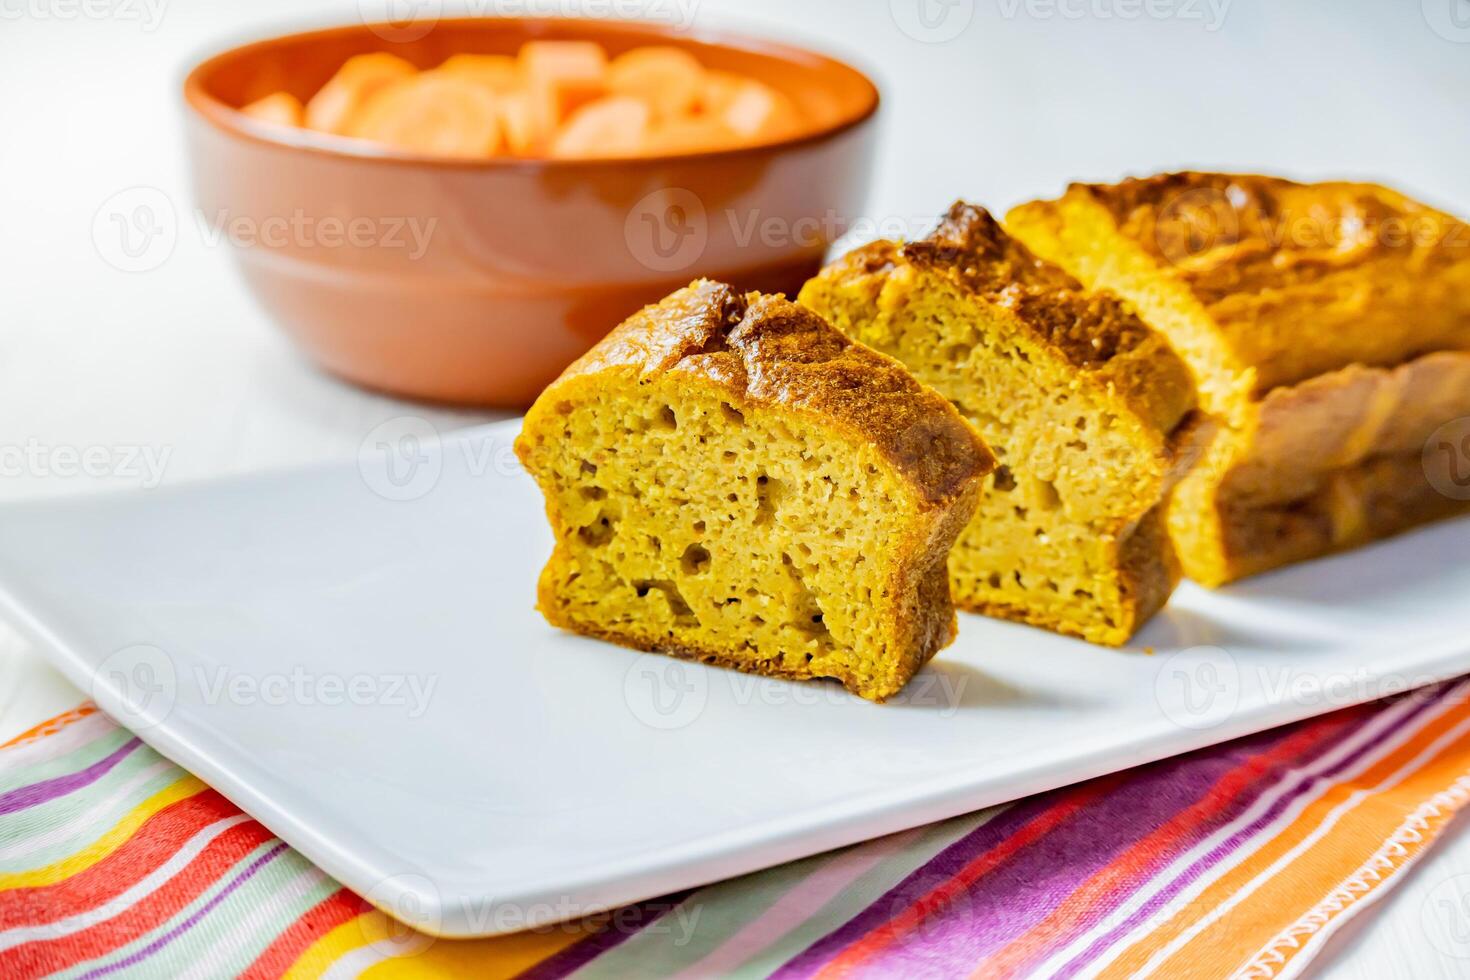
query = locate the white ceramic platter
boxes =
[1,420,1466,937]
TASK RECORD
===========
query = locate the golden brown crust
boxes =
[1008,173,1470,585]
[896,202,1200,442]
[906,203,1153,367]
[1058,171,1470,392]
[1084,172,1468,297]
[555,279,995,505]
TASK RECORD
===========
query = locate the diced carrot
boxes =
[241,92,304,127]
[607,46,704,120]
[518,40,607,84]
[719,80,801,143]
[304,52,417,135]
[288,41,805,159]
[519,40,608,133]
[436,54,520,92]
[697,69,749,116]
[497,91,548,156]
[549,96,651,159]
[527,74,607,132]
[645,115,739,155]
[346,75,501,158]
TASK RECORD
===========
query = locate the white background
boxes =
[3,0,1470,975]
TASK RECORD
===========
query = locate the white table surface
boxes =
[4,0,1470,975]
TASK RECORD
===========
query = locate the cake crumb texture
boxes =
[515,280,993,701]
[801,203,1205,645]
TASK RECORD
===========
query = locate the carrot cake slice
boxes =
[801,203,1205,645]
[1007,172,1470,584]
[515,280,993,701]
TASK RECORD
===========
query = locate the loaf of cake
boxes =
[800,203,1205,646]
[515,280,994,701]
[1007,173,1470,585]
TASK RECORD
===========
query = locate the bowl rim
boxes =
[182,16,881,169]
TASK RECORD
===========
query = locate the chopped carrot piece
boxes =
[697,69,749,116]
[549,96,651,158]
[607,46,705,120]
[241,92,304,127]
[719,80,801,143]
[518,40,607,84]
[520,40,608,133]
[346,75,501,158]
[436,54,520,92]
[304,52,417,135]
[497,91,548,156]
[527,74,607,132]
[274,40,806,160]
[645,115,739,155]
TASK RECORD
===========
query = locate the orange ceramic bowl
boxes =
[183,18,879,408]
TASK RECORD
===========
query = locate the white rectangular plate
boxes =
[1,419,1467,937]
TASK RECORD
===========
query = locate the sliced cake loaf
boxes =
[515,280,993,702]
[1006,172,1470,585]
[800,203,1203,646]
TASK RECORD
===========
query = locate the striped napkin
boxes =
[4,682,1470,979]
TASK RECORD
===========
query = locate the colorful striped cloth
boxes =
[5,683,1470,979]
